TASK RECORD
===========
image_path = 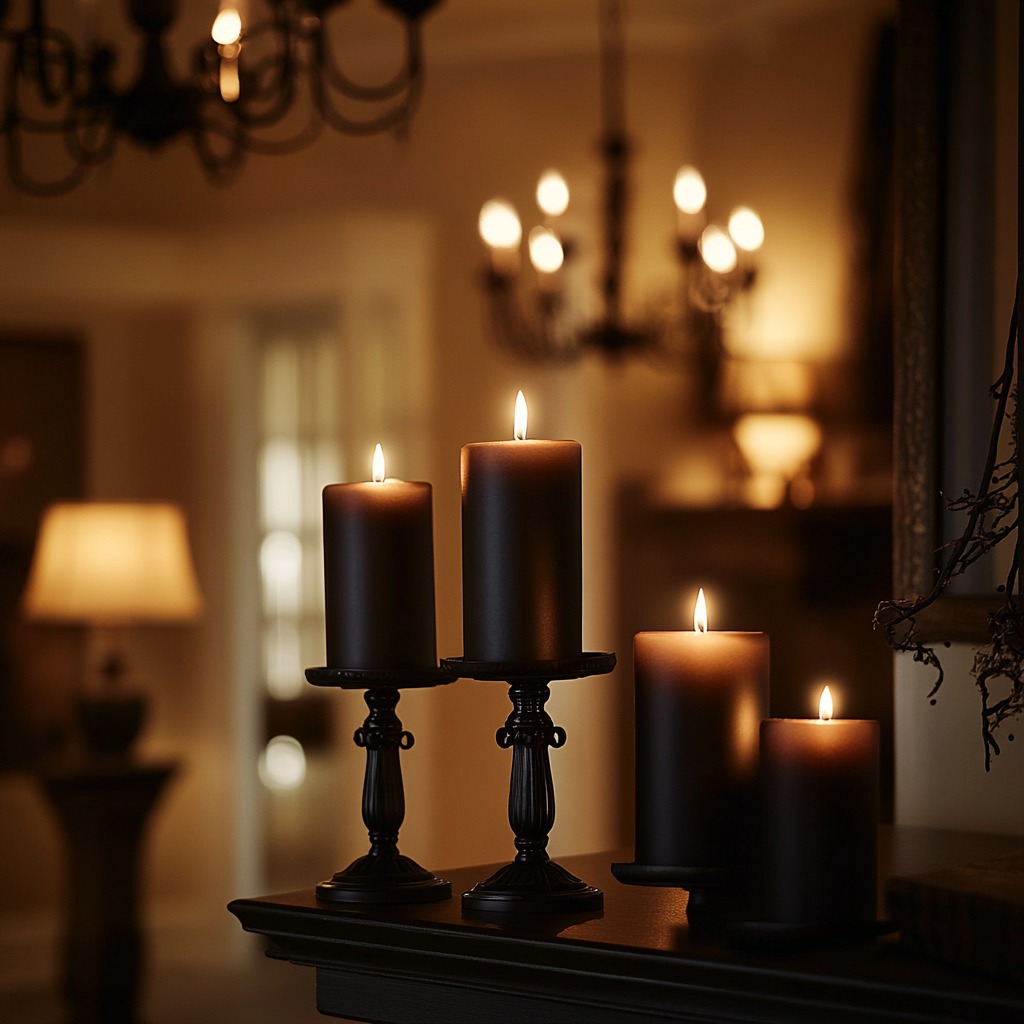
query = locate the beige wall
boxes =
[0,0,901,970]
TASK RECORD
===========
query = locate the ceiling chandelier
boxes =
[0,0,441,196]
[477,0,764,363]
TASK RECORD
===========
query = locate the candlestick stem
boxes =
[441,653,613,913]
[311,681,451,904]
[467,676,601,911]
[357,686,410,860]
[502,680,563,862]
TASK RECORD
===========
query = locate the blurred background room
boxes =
[0,1,1019,1021]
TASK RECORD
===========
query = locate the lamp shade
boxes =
[22,502,203,625]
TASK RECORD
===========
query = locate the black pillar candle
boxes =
[322,448,437,671]
[633,602,768,868]
[461,393,582,662]
[760,689,880,927]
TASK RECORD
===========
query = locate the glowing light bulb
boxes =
[728,206,765,252]
[699,225,738,274]
[514,390,528,440]
[212,7,242,45]
[372,443,385,483]
[536,169,569,217]
[694,587,708,633]
[528,227,564,274]
[819,685,834,722]
[479,200,522,250]
[673,166,707,215]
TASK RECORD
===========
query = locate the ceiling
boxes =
[45,0,857,69]
[423,0,855,60]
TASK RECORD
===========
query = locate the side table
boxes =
[37,760,177,1024]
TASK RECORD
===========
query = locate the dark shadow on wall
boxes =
[0,334,85,769]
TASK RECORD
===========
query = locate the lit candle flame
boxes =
[514,390,528,440]
[819,685,834,722]
[372,443,385,483]
[694,587,708,634]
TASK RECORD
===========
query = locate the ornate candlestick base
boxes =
[306,666,457,904]
[442,653,615,913]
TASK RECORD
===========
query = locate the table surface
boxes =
[229,827,1024,1024]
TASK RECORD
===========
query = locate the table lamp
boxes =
[21,501,203,758]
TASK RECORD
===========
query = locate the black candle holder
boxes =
[442,652,615,913]
[305,666,457,904]
[610,861,736,939]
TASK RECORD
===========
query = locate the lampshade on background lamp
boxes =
[733,414,823,509]
[22,502,203,757]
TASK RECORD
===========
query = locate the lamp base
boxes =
[76,694,146,759]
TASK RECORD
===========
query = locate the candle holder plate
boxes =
[611,860,736,937]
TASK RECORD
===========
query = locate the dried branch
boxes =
[874,290,1022,768]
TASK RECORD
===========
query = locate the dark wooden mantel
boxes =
[229,827,1022,1024]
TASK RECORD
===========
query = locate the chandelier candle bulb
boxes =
[632,589,769,870]
[673,165,708,243]
[759,687,880,929]
[461,390,582,663]
[322,444,437,671]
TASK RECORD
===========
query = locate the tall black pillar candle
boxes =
[322,445,437,670]
[461,391,582,662]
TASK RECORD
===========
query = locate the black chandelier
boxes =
[477,0,764,363]
[0,0,441,196]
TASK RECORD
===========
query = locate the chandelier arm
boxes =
[598,0,629,332]
[484,274,585,363]
[1,0,437,193]
[227,116,324,157]
[63,46,120,164]
[1,24,116,190]
[6,25,76,127]
[64,109,118,166]
[219,11,302,129]
[316,19,421,103]
[4,87,116,165]
[315,62,424,137]
[5,123,89,196]
[190,111,247,182]
[20,9,77,106]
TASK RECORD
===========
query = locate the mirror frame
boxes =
[891,0,1020,641]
